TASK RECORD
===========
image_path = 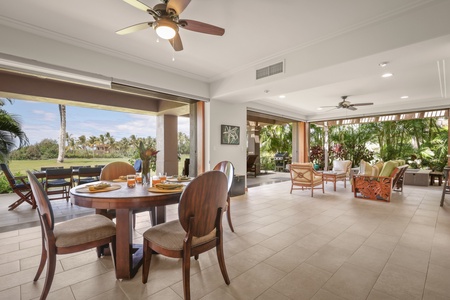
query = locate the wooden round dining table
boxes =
[70,181,182,279]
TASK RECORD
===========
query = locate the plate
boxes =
[75,184,121,193]
[148,187,184,193]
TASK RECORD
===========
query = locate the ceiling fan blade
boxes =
[167,0,191,15]
[116,22,152,35]
[179,19,225,36]
[123,0,152,12]
[169,32,183,51]
[351,102,373,106]
[347,106,358,111]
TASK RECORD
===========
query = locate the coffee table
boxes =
[322,171,347,191]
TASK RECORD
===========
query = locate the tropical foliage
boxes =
[310,117,448,171]
[259,124,292,171]
[0,98,29,162]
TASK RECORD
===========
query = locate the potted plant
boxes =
[309,145,324,170]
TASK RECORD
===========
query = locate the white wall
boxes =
[206,100,247,178]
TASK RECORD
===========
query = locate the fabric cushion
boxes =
[359,160,377,176]
[143,220,216,251]
[379,160,399,177]
[54,214,116,248]
[333,160,347,172]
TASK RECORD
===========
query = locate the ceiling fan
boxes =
[116,0,225,51]
[320,96,374,111]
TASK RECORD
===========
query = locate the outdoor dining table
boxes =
[70,181,182,279]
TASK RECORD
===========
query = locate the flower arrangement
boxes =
[138,140,159,184]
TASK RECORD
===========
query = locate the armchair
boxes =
[289,163,324,197]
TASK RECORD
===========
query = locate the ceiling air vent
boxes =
[256,61,284,80]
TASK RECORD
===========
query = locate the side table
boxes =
[322,171,347,191]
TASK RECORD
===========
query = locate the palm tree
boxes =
[57,104,66,163]
[0,98,29,161]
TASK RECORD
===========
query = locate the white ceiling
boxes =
[1,0,450,121]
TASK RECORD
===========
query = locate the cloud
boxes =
[33,110,56,121]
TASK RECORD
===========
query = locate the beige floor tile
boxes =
[346,245,390,274]
[398,232,434,252]
[295,232,333,252]
[255,288,290,300]
[226,244,275,273]
[311,289,347,300]
[424,263,450,298]
[0,286,20,300]
[264,244,315,273]
[272,263,332,299]
[373,263,426,300]
[201,288,237,300]
[223,263,286,300]
[0,261,20,277]
[305,245,354,273]
[388,245,430,273]
[363,233,400,253]
[423,288,450,300]
[366,289,400,300]
[86,286,130,300]
[323,263,378,300]
[44,287,76,300]
[70,270,118,300]
[328,231,366,251]
[258,231,298,252]
[430,245,450,269]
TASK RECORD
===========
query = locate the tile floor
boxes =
[0,179,450,300]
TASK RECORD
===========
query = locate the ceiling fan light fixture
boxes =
[381,73,393,78]
[154,19,178,40]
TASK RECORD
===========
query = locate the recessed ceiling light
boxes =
[400,95,409,99]
[381,73,393,78]
[379,61,389,67]
[279,95,286,99]
[317,107,323,111]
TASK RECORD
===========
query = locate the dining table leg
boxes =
[114,208,143,279]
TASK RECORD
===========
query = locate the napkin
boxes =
[154,183,184,190]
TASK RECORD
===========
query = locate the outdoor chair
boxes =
[247,154,258,177]
[142,170,230,300]
[99,161,155,228]
[213,161,235,232]
[75,166,101,185]
[289,163,324,197]
[26,170,116,300]
[44,168,73,202]
[1,163,35,210]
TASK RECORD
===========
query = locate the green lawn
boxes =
[8,155,190,175]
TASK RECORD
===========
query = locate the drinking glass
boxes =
[152,176,161,186]
[159,172,167,183]
[136,172,142,184]
[127,174,136,188]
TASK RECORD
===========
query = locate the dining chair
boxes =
[45,168,73,202]
[142,170,230,300]
[75,166,101,185]
[289,163,324,197]
[26,170,116,300]
[213,161,235,232]
[1,163,35,210]
[99,161,155,228]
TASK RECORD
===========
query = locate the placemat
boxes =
[148,187,184,193]
[112,179,127,182]
[75,184,121,193]
[167,178,192,182]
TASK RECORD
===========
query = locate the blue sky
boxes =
[4,99,190,145]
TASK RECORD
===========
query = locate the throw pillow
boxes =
[359,160,376,176]
[379,160,399,177]
[333,160,349,172]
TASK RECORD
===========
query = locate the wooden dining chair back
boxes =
[26,170,116,300]
[1,163,35,210]
[142,170,230,300]
[289,163,324,197]
[100,161,154,229]
[45,168,73,202]
[99,161,135,180]
[213,161,235,232]
[75,167,101,185]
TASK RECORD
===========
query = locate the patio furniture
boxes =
[353,160,409,202]
[75,166,101,185]
[1,163,35,210]
[322,171,347,191]
[332,160,352,178]
[213,161,235,232]
[45,168,73,202]
[27,170,116,300]
[404,169,432,186]
[141,170,230,300]
[289,163,324,197]
[247,154,258,177]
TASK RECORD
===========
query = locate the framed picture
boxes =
[221,124,240,145]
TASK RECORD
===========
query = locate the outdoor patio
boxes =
[0,178,449,299]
